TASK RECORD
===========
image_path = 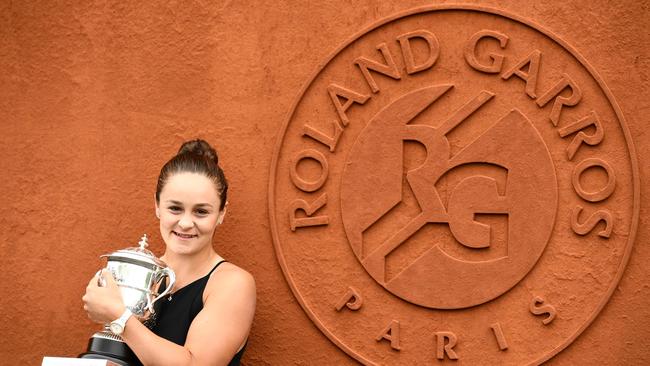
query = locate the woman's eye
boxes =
[195,209,209,215]
[168,206,182,212]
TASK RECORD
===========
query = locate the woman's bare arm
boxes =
[184,265,256,364]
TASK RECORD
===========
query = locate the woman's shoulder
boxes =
[205,261,256,303]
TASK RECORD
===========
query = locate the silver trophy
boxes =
[80,234,175,365]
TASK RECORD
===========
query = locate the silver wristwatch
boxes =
[109,308,133,335]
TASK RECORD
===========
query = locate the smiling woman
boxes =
[82,139,256,366]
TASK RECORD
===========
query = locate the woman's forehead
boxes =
[160,172,221,205]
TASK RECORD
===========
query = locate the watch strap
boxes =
[117,308,133,324]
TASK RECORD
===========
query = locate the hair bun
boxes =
[178,139,219,165]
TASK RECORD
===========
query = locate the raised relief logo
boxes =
[270,6,638,365]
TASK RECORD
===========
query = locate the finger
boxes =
[88,269,103,288]
[103,270,119,282]
[103,271,119,288]
[96,270,108,287]
[102,270,114,281]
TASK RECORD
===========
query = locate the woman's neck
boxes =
[161,248,222,289]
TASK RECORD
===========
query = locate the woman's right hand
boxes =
[82,270,126,324]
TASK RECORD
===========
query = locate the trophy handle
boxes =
[151,267,176,309]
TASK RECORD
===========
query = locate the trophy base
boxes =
[79,332,139,366]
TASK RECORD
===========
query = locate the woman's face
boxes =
[155,172,225,256]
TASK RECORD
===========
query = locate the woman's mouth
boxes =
[173,231,198,239]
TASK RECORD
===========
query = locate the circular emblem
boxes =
[270,5,639,365]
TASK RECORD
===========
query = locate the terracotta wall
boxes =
[0,1,647,365]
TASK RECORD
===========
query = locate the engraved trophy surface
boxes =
[79,234,175,365]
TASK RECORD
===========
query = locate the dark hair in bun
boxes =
[156,139,228,210]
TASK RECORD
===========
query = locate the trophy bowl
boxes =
[79,234,175,366]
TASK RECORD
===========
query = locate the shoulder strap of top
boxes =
[207,259,227,277]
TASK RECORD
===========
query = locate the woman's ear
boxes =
[217,203,228,225]
[154,193,160,219]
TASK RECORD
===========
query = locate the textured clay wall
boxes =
[0,1,647,365]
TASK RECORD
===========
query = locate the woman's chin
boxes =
[165,237,191,251]
[168,246,193,256]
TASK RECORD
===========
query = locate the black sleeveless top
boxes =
[148,260,246,365]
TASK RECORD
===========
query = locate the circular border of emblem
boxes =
[269,5,640,365]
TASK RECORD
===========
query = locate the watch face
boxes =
[110,322,123,335]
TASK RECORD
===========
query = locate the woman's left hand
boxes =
[82,270,126,324]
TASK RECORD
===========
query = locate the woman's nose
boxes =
[178,214,194,229]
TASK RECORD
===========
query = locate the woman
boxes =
[83,139,256,366]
